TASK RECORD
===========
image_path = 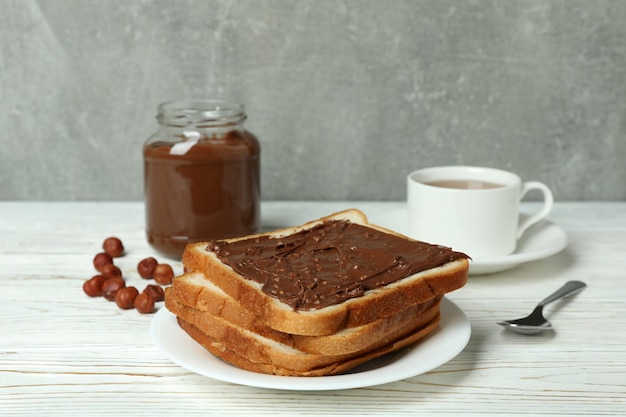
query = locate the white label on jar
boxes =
[170,131,201,156]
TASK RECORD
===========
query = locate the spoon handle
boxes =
[538,280,587,307]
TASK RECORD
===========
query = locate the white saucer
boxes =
[371,208,568,275]
[150,298,470,391]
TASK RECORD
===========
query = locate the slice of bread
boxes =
[166,277,441,355]
[180,209,469,336]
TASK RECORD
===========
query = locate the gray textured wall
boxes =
[2,0,625,201]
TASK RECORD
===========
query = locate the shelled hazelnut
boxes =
[99,263,122,280]
[103,237,125,258]
[134,292,155,314]
[115,286,139,309]
[93,252,113,272]
[101,277,126,301]
[153,263,174,285]
[83,275,107,297]
[143,284,165,302]
[137,257,158,279]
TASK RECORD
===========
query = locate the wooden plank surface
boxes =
[1,201,625,416]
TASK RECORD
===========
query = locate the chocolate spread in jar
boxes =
[207,220,468,311]
[144,130,260,259]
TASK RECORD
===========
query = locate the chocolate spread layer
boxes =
[207,220,468,311]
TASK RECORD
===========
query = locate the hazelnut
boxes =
[115,286,139,309]
[143,284,164,302]
[153,263,174,285]
[103,237,124,258]
[137,257,158,279]
[93,252,113,272]
[134,292,155,314]
[83,275,107,297]
[99,263,122,280]
[101,277,126,301]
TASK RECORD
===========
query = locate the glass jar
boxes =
[143,99,260,259]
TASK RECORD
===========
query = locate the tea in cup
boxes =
[407,166,553,258]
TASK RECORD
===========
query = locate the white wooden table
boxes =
[1,201,625,416]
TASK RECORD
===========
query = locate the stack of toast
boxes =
[165,209,469,376]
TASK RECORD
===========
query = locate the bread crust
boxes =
[176,310,441,377]
[180,209,468,336]
[166,279,441,355]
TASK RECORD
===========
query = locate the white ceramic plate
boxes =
[372,208,568,275]
[150,297,471,391]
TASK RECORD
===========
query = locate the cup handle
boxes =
[517,181,554,239]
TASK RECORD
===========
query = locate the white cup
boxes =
[407,166,553,258]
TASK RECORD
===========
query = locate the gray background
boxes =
[2,0,625,202]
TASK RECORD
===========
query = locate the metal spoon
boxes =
[497,280,587,334]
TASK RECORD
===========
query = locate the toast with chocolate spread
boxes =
[177,209,469,336]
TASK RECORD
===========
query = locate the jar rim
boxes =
[157,99,246,126]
